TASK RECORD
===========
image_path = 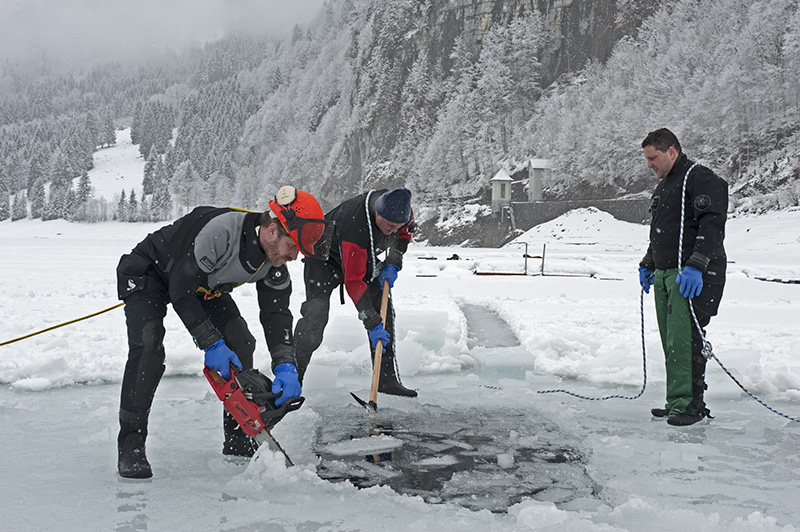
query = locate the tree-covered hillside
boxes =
[1,0,798,230]
[530,0,800,212]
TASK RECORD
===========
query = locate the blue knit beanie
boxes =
[375,188,412,224]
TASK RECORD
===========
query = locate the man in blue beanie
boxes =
[293,188,417,397]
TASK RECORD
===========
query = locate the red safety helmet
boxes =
[268,186,333,261]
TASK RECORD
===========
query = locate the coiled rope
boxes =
[536,287,648,401]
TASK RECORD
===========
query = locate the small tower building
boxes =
[528,158,551,201]
[490,168,513,214]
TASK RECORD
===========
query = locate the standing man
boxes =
[294,188,417,397]
[115,186,332,478]
[638,128,728,426]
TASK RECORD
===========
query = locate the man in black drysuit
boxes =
[639,128,728,426]
[293,188,417,397]
[115,186,330,478]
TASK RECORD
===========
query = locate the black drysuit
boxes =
[293,190,413,391]
[116,207,295,453]
[640,153,728,415]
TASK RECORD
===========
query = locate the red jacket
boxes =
[325,190,413,314]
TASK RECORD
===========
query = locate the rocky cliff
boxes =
[316,0,668,207]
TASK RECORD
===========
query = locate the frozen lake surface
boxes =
[2,202,800,530]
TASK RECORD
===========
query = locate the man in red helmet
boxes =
[114,186,332,479]
[294,188,417,397]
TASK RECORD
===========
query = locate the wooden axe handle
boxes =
[368,280,391,405]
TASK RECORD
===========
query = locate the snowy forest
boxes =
[0,0,798,228]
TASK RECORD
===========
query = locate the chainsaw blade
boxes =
[253,430,294,467]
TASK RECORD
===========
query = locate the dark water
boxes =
[314,303,590,513]
[314,404,598,513]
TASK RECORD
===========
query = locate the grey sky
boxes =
[0,0,326,66]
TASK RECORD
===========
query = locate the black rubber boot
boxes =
[118,410,152,479]
[118,432,152,479]
[377,353,417,397]
[667,405,712,426]
[379,376,418,397]
[222,410,259,457]
[651,408,670,418]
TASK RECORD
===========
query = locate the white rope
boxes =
[679,162,799,423]
[364,190,399,369]
[364,190,379,281]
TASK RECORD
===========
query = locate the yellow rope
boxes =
[0,302,125,347]
[2,207,262,347]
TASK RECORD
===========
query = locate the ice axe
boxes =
[350,280,390,413]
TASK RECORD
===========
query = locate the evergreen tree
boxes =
[0,187,10,221]
[44,150,74,220]
[48,150,72,191]
[77,171,92,205]
[7,153,30,194]
[134,101,175,157]
[100,112,116,147]
[475,23,515,156]
[64,118,94,174]
[134,103,155,157]
[162,146,177,181]
[64,187,78,220]
[139,197,151,222]
[150,161,173,221]
[29,179,45,219]
[71,171,93,221]
[154,107,173,154]
[142,147,159,196]
[128,189,139,222]
[291,24,303,44]
[11,191,27,221]
[170,160,202,214]
[28,147,49,190]
[272,67,283,91]
[0,164,7,200]
[130,101,143,145]
[43,188,64,220]
[207,169,234,207]
[391,55,438,181]
[85,111,100,150]
[117,189,127,222]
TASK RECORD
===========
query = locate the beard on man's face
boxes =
[265,237,286,266]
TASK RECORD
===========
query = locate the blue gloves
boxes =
[271,363,302,406]
[676,266,703,299]
[638,267,654,293]
[368,323,391,349]
[205,341,302,406]
[204,339,242,379]
[377,264,400,290]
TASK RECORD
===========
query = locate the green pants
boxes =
[653,268,696,413]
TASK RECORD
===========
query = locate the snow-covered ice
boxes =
[1,134,799,530]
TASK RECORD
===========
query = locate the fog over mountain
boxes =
[0,0,325,66]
